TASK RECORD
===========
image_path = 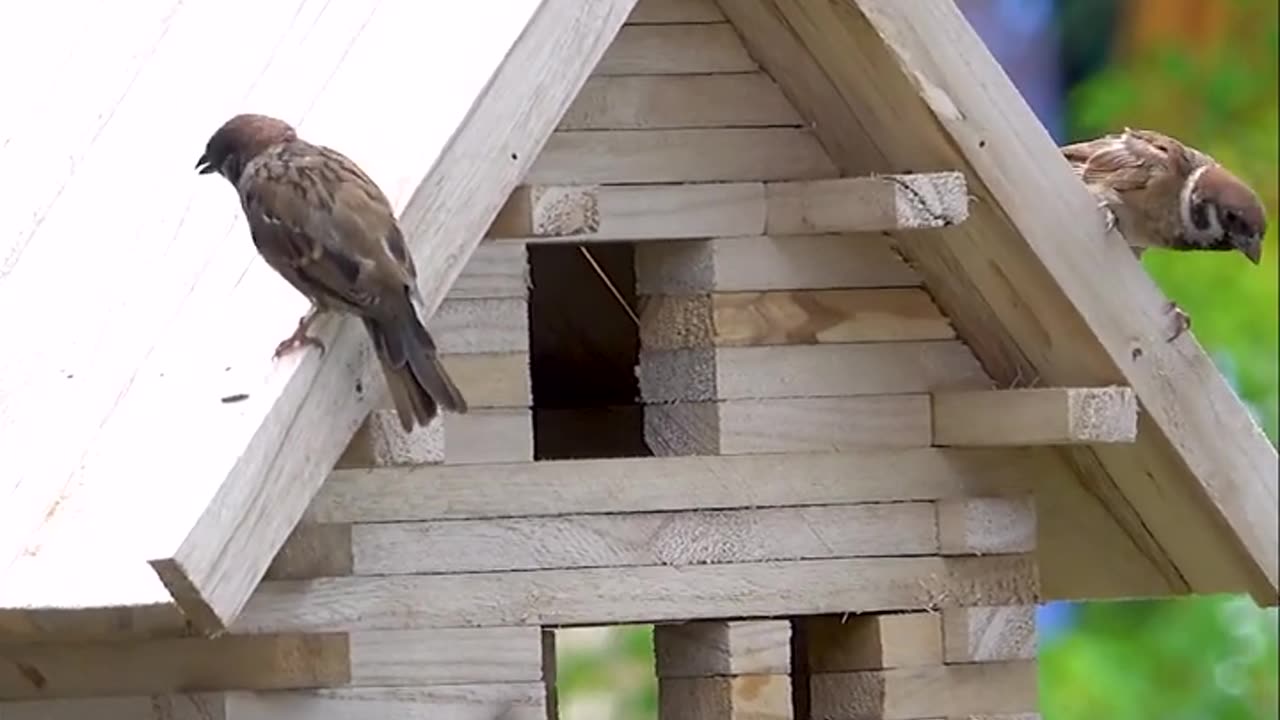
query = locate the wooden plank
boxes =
[638,289,956,350]
[644,396,934,455]
[942,606,1037,664]
[627,0,725,23]
[337,411,444,469]
[290,503,940,577]
[725,0,1278,599]
[347,627,545,686]
[307,449,1037,524]
[430,297,528,355]
[265,524,354,581]
[933,387,1138,446]
[938,497,1037,556]
[226,684,548,720]
[0,634,350,700]
[560,73,802,130]
[234,556,1038,633]
[803,613,943,673]
[440,353,531,409]
[809,662,1038,720]
[0,0,641,638]
[528,129,837,184]
[638,342,991,402]
[447,242,529,300]
[655,620,791,677]
[658,675,793,720]
[443,409,533,466]
[597,24,755,75]
[0,694,230,720]
[635,234,922,294]
[489,174,964,241]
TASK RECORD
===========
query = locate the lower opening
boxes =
[554,625,658,719]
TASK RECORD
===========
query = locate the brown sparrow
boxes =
[1061,127,1267,340]
[196,113,467,429]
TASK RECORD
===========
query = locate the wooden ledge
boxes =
[932,387,1138,446]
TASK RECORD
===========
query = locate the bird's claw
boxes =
[272,306,327,359]
[1163,300,1191,343]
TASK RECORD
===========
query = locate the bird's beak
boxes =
[195,153,216,175]
[1241,236,1263,265]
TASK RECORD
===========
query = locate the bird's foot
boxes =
[1163,300,1191,343]
[272,305,327,359]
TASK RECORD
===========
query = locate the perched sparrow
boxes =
[196,113,467,429]
[1061,127,1267,341]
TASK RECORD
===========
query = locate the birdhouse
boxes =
[2,1,1275,718]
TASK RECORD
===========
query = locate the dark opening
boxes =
[527,243,650,460]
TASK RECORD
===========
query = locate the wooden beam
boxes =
[721,0,1277,599]
[234,556,1038,633]
[933,387,1138,446]
[0,694,231,720]
[941,605,1037,664]
[638,288,956,349]
[488,174,967,241]
[597,24,755,75]
[809,662,1037,720]
[0,0,639,638]
[528,129,837,184]
[559,73,803,130]
[937,497,1037,556]
[802,613,943,673]
[628,0,724,24]
[655,621,793,719]
[305,450,1035,524]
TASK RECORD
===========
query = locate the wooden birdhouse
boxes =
[2,1,1275,719]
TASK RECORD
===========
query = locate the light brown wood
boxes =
[440,352,532,409]
[634,234,921,294]
[0,634,350,700]
[307,449,1036,524]
[429,297,529,355]
[597,24,755,75]
[0,694,230,720]
[442,409,533,466]
[933,387,1139,446]
[639,289,955,350]
[655,621,791,678]
[560,73,802,130]
[448,241,529,300]
[489,174,966,242]
[638,342,990,402]
[226,684,548,720]
[347,627,545,686]
[234,556,1038,633]
[803,613,943,673]
[720,0,1277,599]
[528,129,837,184]
[659,675,793,720]
[937,497,1037,556]
[643,396,934,456]
[942,606,1037,664]
[809,662,1037,720]
[627,0,725,23]
[265,524,354,581]
[337,411,444,469]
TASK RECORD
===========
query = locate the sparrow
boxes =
[1061,127,1267,341]
[195,113,467,429]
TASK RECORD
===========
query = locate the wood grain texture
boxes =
[721,0,1277,599]
[809,661,1037,720]
[307,449,1037,524]
[528,129,837,184]
[0,0,642,638]
[265,524,354,581]
[635,234,922,294]
[0,694,229,720]
[347,627,545,686]
[938,497,1037,556]
[639,289,955,350]
[765,173,968,233]
[442,409,533,466]
[627,0,725,23]
[932,387,1138,446]
[803,613,943,673]
[337,411,444,469]
[655,621,792,678]
[597,24,755,74]
[659,675,793,720]
[234,556,1039,633]
[942,606,1037,663]
[560,73,802,130]
[226,684,548,720]
[447,242,529,300]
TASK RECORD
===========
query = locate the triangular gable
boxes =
[716,0,1276,601]
[0,0,641,638]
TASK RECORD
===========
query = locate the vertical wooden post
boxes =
[654,620,793,720]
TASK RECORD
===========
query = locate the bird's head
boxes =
[195,113,297,184]
[1182,163,1267,265]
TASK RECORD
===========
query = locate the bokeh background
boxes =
[556,1,1280,717]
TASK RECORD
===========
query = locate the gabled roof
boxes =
[1,0,1273,644]
[0,0,641,636]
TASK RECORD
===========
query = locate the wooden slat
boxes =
[442,409,533,466]
[658,676,792,720]
[488,174,967,241]
[941,606,1037,664]
[809,662,1037,720]
[306,449,1036,524]
[933,387,1138,446]
[655,621,791,678]
[635,235,922,294]
[803,613,943,673]
[938,497,1037,556]
[560,73,802,130]
[528,129,837,184]
[446,242,529,300]
[627,0,725,23]
[0,0,641,638]
[638,341,990,402]
[439,352,531,409]
[0,694,230,720]
[227,685,548,720]
[638,288,956,349]
[429,297,528,354]
[234,555,1038,633]
[722,0,1278,599]
[597,24,755,74]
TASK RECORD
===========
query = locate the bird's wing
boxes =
[1059,131,1164,192]
[239,143,415,316]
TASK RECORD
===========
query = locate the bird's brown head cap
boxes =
[196,113,297,184]
[1194,164,1268,265]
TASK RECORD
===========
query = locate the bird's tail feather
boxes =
[362,306,468,432]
